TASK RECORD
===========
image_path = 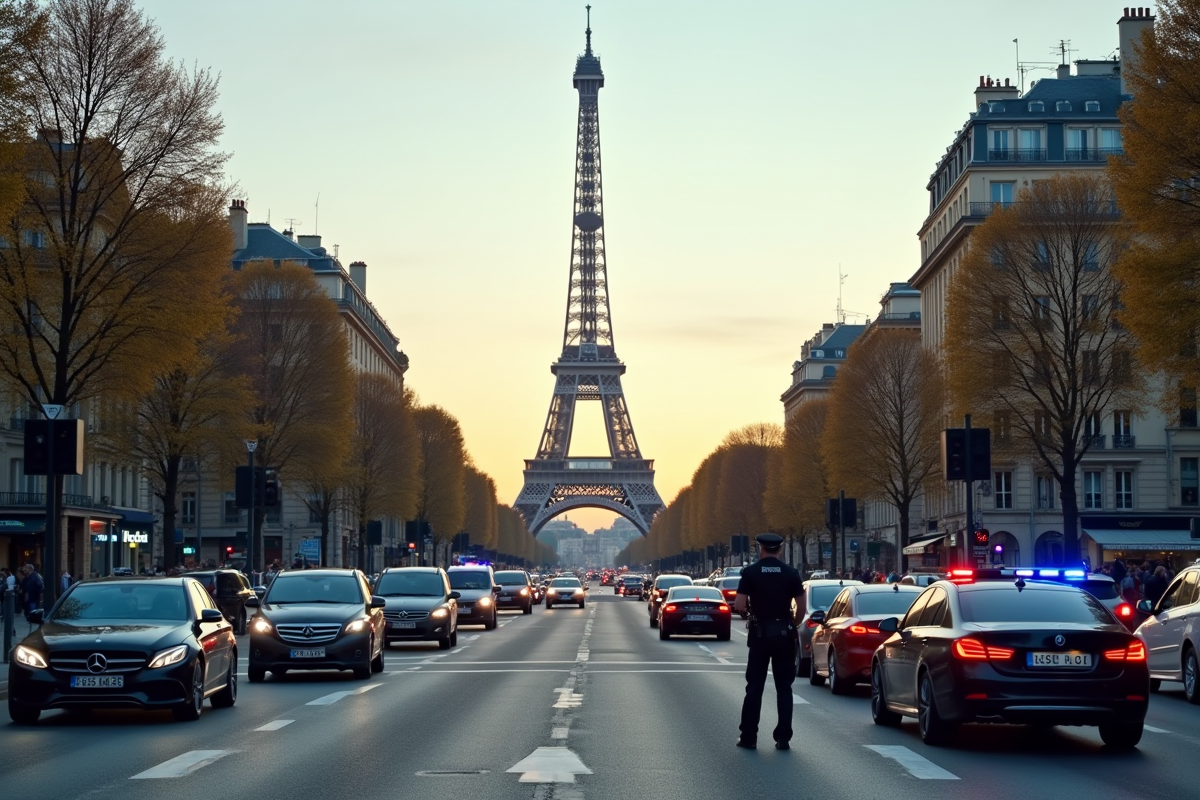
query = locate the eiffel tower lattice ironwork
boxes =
[515,10,664,536]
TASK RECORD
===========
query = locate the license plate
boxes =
[392,621,416,629]
[290,648,325,659]
[1028,651,1092,668]
[70,675,123,688]
[458,607,470,614]
[685,614,710,621]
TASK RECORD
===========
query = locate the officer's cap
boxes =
[755,533,784,547]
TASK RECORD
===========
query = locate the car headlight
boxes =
[574,589,584,595]
[14,645,47,669]
[148,644,189,669]
[548,589,557,595]
[520,587,529,596]
[252,617,273,634]
[431,608,449,619]
[345,619,368,633]
[478,597,493,607]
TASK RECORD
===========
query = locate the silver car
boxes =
[796,578,863,676]
[1135,563,1200,701]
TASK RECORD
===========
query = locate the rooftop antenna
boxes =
[333,243,339,259]
[314,192,320,235]
[837,267,847,324]
[284,217,302,233]
[1014,38,1021,93]
[1053,39,1074,67]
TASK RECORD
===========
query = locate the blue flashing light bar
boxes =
[1063,569,1086,579]
[1038,569,1060,577]
[1014,569,1034,577]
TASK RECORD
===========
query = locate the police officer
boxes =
[733,533,803,750]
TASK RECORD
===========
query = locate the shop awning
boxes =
[0,516,45,535]
[1083,530,1200,551]
[903,535,946,555]
[112,506,156,526]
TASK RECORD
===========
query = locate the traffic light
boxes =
[225,546,234,555]
[407,542,416,551]
[942,428,992,481]
[263,469,281,507]
[973,529,990,546]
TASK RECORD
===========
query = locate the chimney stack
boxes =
[974,75,1020,109]
[349,261,367,294]
[228,199,248,252]
[297,234,322,251]
[1118,7,1155,95]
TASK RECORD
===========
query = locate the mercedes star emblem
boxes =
[1054,634,1066,647]
[86,653,108,674]
[302,626,315,638]
[398,611,409,619]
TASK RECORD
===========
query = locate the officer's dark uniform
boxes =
[735,533,802,749]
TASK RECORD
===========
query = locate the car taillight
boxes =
[723,590,737,598]
[952,637,1014,660]
[718,604,730,612]
[949,569,974,584]
[1115,603,1133,619]
[664,604,677,612]
[1105,640,1146,662]
[806,618,821,628]
[849,624,881,635]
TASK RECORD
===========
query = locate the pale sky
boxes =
[141,0,1129,534]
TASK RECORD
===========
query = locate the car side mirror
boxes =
[253,586,266,598]
[200,608,224,624]
[1136,599,1153,614]
[809,610,827,626]
[492,585,502,594]
[370,595,386,609]
[26,609,43,625]
[877,616,900,633]
[449,591,461,600]
[245,596,260,608]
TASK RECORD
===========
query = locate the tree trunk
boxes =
[357,520,367,572]
[319,510,330,568]
[1060,460,1081,568]
[897,497,912,574]
[159,456,181,571]
[253,507,265,575]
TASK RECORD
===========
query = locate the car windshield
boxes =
[656,577,691,590]
[375,571,445,597]
[266,574,362,604]
[668,587,723,602]
[1079,579,1120,601]
[958,586,1115,624]
[855,591,922,616]
[494,571,529,586]
[449,571,493,590]
[807,585,844,610]
[551,578,581,588]
[51,584,189,622]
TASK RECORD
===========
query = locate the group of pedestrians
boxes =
[1,563,44,614]
[1103,558,1175,606]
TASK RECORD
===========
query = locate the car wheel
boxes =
[579,601,585,608]
[828,650,850,695]
[211,654,237,709]
[7,697,40,725]
[235,609,247,636]
[172,661,205,722]
[450,629,458,647]
[917,671,955,745]
[659,625,670,640]
[354,639,374,680]
[1184,647,1200,704]
[248,664,266,683]
[546,602,553,609]
[1098,722,1143,750]
[649,615,658,628]
[717,628,731,642]
[371,640,385,673]
[485,612,497,630]
[870,662,902,727]
[1149,678,1162,693]
[438,633,452,650]
[809,653,826,687]
[523,603,532,615]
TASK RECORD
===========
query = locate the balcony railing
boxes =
[966,200,1119,219]
[1083,434,1106,450]
[0,491,112,509]
[1065,147,1124,162]
[988,148,1048,162]
[1112,434,1136,449]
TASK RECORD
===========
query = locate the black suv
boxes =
[494,570,534,614]
[185,569,257,634]
[246,569,386,681]
[374,567,460,649]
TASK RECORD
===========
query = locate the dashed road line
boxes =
[253,719,295,731]
[306,684,381,706]
[698,644,733,665]
[131,750,235,779]
[864,745,959,780]
[1144,724,1171,733]
[792,693,810,705]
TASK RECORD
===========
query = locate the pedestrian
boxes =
[21,563,44,616]
[733,532,804,751]
[1111,559,1127,586]
[1,567,15,595]
[1144,566,1169,606]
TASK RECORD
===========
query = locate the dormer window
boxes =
[1085,100,1100,112]
[988,102,1005,112]
[1056,101,1072,112]
[1028,100,1045,112]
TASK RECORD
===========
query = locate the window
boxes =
[1100,128,1122,150]
[994,471,1013,509]
[1085,411,1101,438]
[918,589,948,627]
[989,245,1006,269]
[1056,101,1073,112]
[265,502,281,524]
[990,181,1014,205]
[181,491,196,525]
[1084,471,1103,509]
[1085,100,1100,112]
[988,101,1006,113]
[1035,411,1052,440]
[1083,350,1100,385]
[992,353,1010,386]
[1082,295,1100,320]
[1181,388,1198,428]
[1082,242,1101,271]
[1034,241,1051,268]
[1019,128,1042,149]
[223,492,240,524]
[1028,100,1045,112]
[1183,458,1199,506]
[1067,127,1090,159]
[1112,349,1132,385]
[1034,296,1051,320]
[822,365,837,379]
[993,297,1011,329]
[1113,410,1133,448]
[994,411,1011,446]
[1115,470,1133,510]
[1034,352,1053,385]
[1037,475,1056,509]
[308,496,322,523]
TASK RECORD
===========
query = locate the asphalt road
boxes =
[2,592,1198,800]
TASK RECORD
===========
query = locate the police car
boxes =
[985,567,1134,630]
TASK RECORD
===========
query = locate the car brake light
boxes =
[849,624,881,635]
[1115,603,1133,619]
[664,604,677,613]
[723,590,737,597]
[718,604,730,612]
[949,569,974,584]
[953,637,1014,660]
[1105,640,1146,662]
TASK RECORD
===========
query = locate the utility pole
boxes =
[838,489,847,575]
[245,440,257,580]
[963,415,974,567]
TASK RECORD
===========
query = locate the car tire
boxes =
[650,615,658,628]
[917,671,955,745]
[1182,646,1200,705]
[7,698,40,725]
[172,661,205,722]
[438,634,452,650]
[235,609,247,636]
[371,641,385,673]
[485,613,497,630]
[579,601,585,609]
[828,650,851,695]
[659,626,670,640]
[1149,678,1162,693]
[523,603,533,615]
[211,654,237,709]
[870,662,902,727]
[353,639,374,680]
[450,629,458,647]
[1098,722,1143,750]
[248,665,266,683]
[809,653,826,687]
[546,602,553,609]
[717,628,731,641]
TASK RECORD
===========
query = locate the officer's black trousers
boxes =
[739,635,797,743]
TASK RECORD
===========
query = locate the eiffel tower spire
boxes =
[515,10,664,537]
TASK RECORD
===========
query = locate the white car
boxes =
[1134,563,1200,701]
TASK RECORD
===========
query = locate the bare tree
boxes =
[412,404,466,566]
[946,174,1138,564]
[776,399,834,569]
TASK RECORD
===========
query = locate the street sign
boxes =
[244,439,258,453]
[41,404,65,420]
[299,537,321,563]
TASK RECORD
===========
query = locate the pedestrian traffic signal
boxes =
[974,529,990,546]
[407,542,416,550]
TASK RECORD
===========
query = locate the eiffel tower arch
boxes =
[515,10,664,536]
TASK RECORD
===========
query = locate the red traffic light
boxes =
[973,529,990,545]
[407,542,416,550]
[225,546,234,554]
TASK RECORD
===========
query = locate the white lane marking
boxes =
[792,693,810,705]
[698,643,733,666]
[553,687,584,708]
[131,750,234,779]
[587,669,742,674]
[253,719,295,731]
[306,684,380,705]
[864,745,959,780]
[408,666,422,671]
[508,747,593,784]
[551,727,570,739]
[1144,725,1171,733]
[403,668,573,673]
[736,629,748,637]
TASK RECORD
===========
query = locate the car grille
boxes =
[276,623,343,644]
[50,651,146,674]
[384,610,429,621]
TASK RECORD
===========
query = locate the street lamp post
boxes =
[244,440,257,580]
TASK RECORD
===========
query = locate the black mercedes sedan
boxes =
[374,567,459,649]
[870,573,1149,749]
[7,577,237,724]
[246,569,386,681]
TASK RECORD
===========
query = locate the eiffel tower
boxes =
[515,9,664,536]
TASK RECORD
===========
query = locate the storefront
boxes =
[110,507,157,573]
[903,533,948,568]
[0,514,45,574]
[1081,515,1200,572]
